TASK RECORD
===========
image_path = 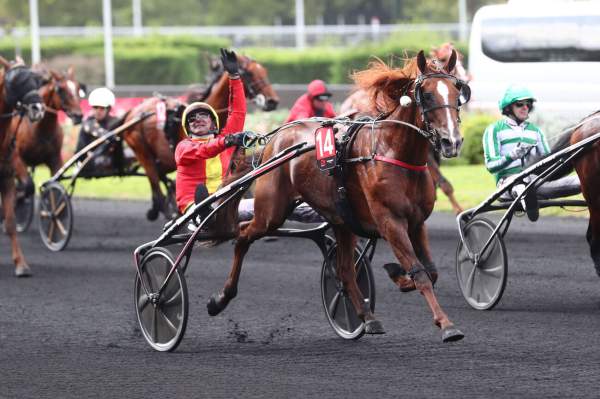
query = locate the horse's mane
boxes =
[351,57,420,114]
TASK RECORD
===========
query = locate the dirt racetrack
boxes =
[1,199,599,398]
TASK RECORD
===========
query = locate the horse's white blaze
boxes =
[436,80,456,140]
[67,80,77,98]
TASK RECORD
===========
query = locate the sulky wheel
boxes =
[321,243,376,340]
[134,247,188,352]
[38,182,73,251]
[456,217,508,310]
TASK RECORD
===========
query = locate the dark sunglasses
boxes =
[189,112,211,121]
[513,100,532,109]
[314,95,331,101]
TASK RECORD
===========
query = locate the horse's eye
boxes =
[422,92,435,105]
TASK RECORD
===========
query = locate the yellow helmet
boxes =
[181,102,220,137]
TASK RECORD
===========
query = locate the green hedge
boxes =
[0,35,229,85]
[0,32,467,85]
[460,112,497,164]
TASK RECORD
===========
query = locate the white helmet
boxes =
[88,87,115,108]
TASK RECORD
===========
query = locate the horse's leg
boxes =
[206,190,292,316]
[331,225,385,334]
[410,223,438,284]
[383,223,438,293]
[438,176,463,215]
[132,148,165,221]
[13,155,33,197]
[382,217,463,341]
[586,208,600,277]
[1,179,31,277]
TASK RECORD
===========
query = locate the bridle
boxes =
[410,72,471,150]
[238,59,271,99]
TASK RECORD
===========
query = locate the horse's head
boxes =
[352,51,471,158]
[3,64,45,122]
[45,67,84,124]
[430,42,470,83]
[412,50,470,158]
[237,55,279,112]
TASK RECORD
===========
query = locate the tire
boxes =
[456,217,508,310]
[38,182,73,251]
[321,242,376,340]
[134,247,188,352]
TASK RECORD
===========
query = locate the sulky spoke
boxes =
[151,307,158,342]
[466,264,476,298]
[55,219,67,236]
[162,289,182,307]
[328,291,341,319]
[137,293,150,311]
[342,296,352,332]
[480,264,503,278]
[158,309,178,334]
[47,221,55,242]
[49,189,56,211]
[54,201,66,217]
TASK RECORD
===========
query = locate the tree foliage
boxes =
[0,0,500,28]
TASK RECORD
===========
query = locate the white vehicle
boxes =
[468,0,600,118]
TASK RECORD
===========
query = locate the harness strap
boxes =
[373,155,428,171]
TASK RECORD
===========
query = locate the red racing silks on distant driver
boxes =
[175,78,246,211]
[285,93,336,123]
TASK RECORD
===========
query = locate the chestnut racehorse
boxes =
[207,51,466,342]
[122,53,280,221]
[0,57,45,276]
[12,66,84,196]
[551,112,600,277]
[340,75,466,214]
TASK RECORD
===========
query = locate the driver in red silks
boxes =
[285,79,336,123]
[175,48,247,215]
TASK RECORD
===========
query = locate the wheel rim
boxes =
[134,248,188,352]
[321,245,375,340]
[38,182,73,251]
[456,218,507,310]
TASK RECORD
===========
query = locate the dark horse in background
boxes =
[12,66,84,200]
[552,112,600,278]
[339,47,468,215]
[122,53,280,221]
[0,57,45,276]
[206,51,467,342]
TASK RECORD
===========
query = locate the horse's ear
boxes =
[445,50,457,73]
[0,55,10,69]
[50,69,62,81]
[67,66,75,79]
[417,50,427,74]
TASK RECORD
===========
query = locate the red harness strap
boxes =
[374,155,428,171]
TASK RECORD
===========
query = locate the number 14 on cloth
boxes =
[315,126,337,172]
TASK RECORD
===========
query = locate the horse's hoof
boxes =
[364,319,386,335]
[207,295,223,316]
[146,208,159,221]
[442,326,464,343]
[15,265,32,278]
